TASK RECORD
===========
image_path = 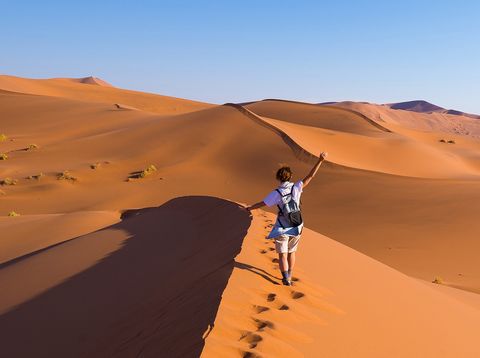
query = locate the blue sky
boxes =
[1,0,479,113]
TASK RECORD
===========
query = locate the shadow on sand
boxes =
[0,196,251,358]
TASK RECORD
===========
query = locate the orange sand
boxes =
[1,76,480,357]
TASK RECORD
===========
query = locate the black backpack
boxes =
[275,185,303,228]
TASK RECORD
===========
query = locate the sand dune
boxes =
[203,210,480,357]
[331,100,480,137]
[387,100,480,120]
[0,211,120,265]
[2,75,480,356]
[0,197,250,357]
[0,75,212,114]
[2,84,480,291]
[70,76,114,87]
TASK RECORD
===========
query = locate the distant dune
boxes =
[388,99,445,113]
[328,100,480,137]
[68,76,114,87]
[1,75,480,357]
[0,75,212,114]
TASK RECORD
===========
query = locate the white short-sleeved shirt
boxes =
[263,180,303,238]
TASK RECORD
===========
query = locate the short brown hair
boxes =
[276,166,292,182]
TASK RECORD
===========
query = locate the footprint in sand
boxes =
[240,331,263,349]
[267,293,276,302]
[271,258,279,263]
[254,318,275,331]
[266,293,290,310]
[259,249,268,254]
[253,305,270,314]
[242,351,262,358]
[291,291,305,299]
[268,247,275,252]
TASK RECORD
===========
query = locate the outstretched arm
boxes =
[302,152,328,188]
[246,201,266,212]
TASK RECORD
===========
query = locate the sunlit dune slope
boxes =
[0,211,120,265]
[245,100,480,178]
[246,99,391,134]
[0,75,212,114]
[2,87,480,298]
[203,210,480,358]
[331,101,480,137]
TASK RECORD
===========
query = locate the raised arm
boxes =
[302,152,328,188]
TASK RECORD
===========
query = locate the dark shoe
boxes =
[282,278,291,286]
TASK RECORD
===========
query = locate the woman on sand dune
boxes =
[246,152,328,285]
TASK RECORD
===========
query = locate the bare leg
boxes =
[279,253,288,273]
[287,252,296,277]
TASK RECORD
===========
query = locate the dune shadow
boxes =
[0,196,251,358]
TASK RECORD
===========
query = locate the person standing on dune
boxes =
[246,152,328,286]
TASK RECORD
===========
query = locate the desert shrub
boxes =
[140,164,157,178]
[1,178,17,186]
[129,164,157,179]
[8,211,20,217]
[57,170,77,181]
[27,173,43,180]
[432,276,443,284]
[0,153,8,160]
[0,134,7,142]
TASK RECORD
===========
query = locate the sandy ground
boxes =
[1,76,480,357]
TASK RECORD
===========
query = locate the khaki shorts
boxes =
[274,234,301,254]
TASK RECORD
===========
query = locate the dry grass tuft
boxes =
[26,143,39,151]
[129,164,157,180]
[57,171,78,182]
[432,276,444,284]
[1,178,18,186]
[27,173,44,180]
